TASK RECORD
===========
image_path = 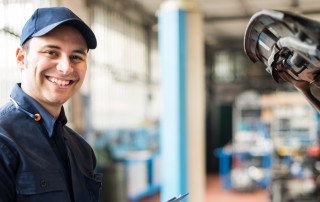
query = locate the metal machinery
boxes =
[95,126,160,202]
[243,9,320,201]
[217,91,273,192]
[261,92,320,202]
[216,90,320,201]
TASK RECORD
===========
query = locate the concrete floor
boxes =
[137,174,270,202]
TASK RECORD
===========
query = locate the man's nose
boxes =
[56,56,73,74]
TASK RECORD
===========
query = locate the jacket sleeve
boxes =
[0,139,18,201]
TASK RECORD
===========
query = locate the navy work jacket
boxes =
[0,84,102,202]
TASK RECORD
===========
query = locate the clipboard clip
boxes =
[166,193,189,202]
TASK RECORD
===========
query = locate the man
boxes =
[0,6,102,202]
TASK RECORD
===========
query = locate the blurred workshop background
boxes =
[1,0,320,202]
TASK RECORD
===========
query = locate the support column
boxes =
[158,0,205,201]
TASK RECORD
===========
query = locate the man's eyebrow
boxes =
[42,45,87,55]
[43,45,60,49]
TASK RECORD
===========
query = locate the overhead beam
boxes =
[204,9,320,23]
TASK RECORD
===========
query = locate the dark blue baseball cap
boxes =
[20,6,97,49]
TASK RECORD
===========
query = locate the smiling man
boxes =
[17,25,88,117]
[0,7,102,202]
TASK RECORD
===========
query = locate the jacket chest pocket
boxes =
[16,170,70,202]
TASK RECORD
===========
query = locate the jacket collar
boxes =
[10,83,68,137]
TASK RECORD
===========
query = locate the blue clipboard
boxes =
[166,193,189,202]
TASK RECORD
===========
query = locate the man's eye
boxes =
[45,50,58,56]
[70,55,84,62]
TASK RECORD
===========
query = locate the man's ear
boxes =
[16,47,26,69]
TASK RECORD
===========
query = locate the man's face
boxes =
[16,25,88,112]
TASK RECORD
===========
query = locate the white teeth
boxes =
[49,77,70,86]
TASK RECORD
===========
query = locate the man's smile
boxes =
[47,76,73,86]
